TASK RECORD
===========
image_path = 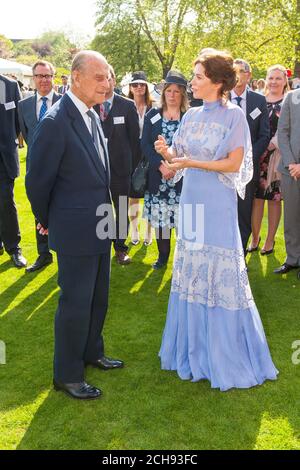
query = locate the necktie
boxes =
[86,110,106,169]
[235,96,242,108]
[39,96,48,121]
[104,101,111,115]
[99,104,105,121]
[100,101,110,121]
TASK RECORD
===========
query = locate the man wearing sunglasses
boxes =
[18,60,61,272]
[231,59,270,256]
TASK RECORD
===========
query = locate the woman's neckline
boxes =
[203,99,222,111]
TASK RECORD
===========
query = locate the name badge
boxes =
[250,107,262,120]
[4,101,16,111]
[113,116,125,125]
[150,113,161,125]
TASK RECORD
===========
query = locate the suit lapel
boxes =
[31,94,38,126]
[72,116,107,186]
[62,95,106,185]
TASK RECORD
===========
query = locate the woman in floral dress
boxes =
[141,71,189,269]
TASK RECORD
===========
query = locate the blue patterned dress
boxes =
[159,100,278,391]
[143,118,181,229]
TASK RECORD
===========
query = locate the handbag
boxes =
[131,157,149,196]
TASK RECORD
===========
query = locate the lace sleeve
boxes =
[214,107,253,199]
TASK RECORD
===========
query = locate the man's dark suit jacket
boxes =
[231,89,270,181]
[0,74,22,179]
[18,91,61,167]
[25,94,112,256]
[141,107,184,195]
[100,93,140,178]
[58,85,70,94]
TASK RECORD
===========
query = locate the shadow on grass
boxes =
[3,238,300,450]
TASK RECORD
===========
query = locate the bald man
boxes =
[26,51,124,400]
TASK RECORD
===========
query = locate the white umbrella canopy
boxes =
[0,58,33,86]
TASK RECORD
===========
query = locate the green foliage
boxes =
[92,0,300,80]
[91,16,160,82]
[0,34,14,59]
[12,32,77,70]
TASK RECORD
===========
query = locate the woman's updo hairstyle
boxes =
[194,50,237,99]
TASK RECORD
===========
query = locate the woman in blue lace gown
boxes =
[155,51,278,391]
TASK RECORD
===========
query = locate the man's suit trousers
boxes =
[54,252,111,383]
[0,153,21,254]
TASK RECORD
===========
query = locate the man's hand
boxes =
[289,163,300,181]
[37,222,48,236]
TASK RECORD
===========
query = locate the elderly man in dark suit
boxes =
[26,51,123,400]
[275,88,300,277]
[96,66,140,265]
[0,74,27,268]
[19,60,61,273]
[231,59,270,255]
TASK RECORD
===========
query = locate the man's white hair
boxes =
[71,50,107,73]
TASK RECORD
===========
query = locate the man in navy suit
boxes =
[0,74,27,268]
[58,75,69,95]
[231,59,270,255]
[98,66,140,265]
[19,60,61,272]
[26,51,123,400]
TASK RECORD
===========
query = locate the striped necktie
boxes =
[39,96,48,121]
[86,110,106,169]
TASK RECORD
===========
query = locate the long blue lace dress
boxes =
[159,100,278,391]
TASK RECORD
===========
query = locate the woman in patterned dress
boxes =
[248,65,289,255]
[141,71,189,269]
[155,51,278,391]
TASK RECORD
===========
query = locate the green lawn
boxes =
[0,148,300,450]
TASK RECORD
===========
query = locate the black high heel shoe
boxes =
[261,241,275,256]
[247,237,261,253]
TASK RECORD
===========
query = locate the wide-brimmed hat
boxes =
[121,71,154,96]
[155,70,188,94]
[164,70,188,88]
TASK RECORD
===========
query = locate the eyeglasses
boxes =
[131,83,146,88]
[34,74,53,80]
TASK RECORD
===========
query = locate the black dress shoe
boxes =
[87,356,124,370]
[53,380,102,400]
[152,258,168,270]
[26,253,53,273]
[11,251,27,268]
[273,263,298,274]
[115,251,131,265]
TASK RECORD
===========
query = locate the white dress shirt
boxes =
[36,90,54,120]
[231,88,248,115]
[0,78,6,104]
[66,89,106,169]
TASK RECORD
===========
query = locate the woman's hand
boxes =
[161,157,190,171]
[159,163,176,180]
[154,135,172,161]
[267,142,276,151]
